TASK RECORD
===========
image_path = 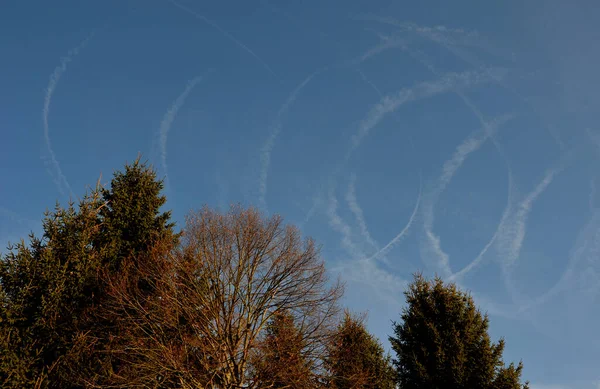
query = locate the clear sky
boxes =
[1,1,599,387]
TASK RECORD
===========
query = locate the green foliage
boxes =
[0,156,177,388]
[96,156,178,272]
[389,274,529,389]
[0,191,104,388]
[325,310,395,389]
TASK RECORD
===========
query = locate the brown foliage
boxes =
[83,205,342,388]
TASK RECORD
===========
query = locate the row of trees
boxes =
[0,157,529,388]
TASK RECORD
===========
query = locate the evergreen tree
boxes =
[325,310,395,389]
[73,157,179,386]
[0,157,177,387]
[96,155,178,272]
[0,191,104,388]
[252,310,315,389]
[389,274,529,389]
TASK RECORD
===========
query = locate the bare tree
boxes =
[90,205,342,389]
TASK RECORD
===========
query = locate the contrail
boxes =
[327,179,408,308]
[499,167,561,270]
[43,34,93,197]
[303,67,504,230]
[348,67,506,158]
[448,170,514,283]
[326,181,363,258]
[421,114,514,277]
[345,173,378,251]
[364,173,422,263]
[258,70,321,212]
[516,208,600,313]
[167,0,278,79]
[158,74,208,188]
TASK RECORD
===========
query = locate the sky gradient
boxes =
[1,1,599,388]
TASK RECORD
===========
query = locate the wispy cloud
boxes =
[326,181,363,258]
[345,173,378,251]
[448,170,514,283]
[421,114,514,278]
[167,0,278,79]
[364,174,422,263]
[42,34,93,198]
[258,70,321,212]
[499,167,561,271]
[327,180,408,307]
[348,67,506,158]
[517,204,600,314]
[158,74,208,188]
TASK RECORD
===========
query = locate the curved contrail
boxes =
[346,173,378,251]
[167,0,278,79]
[448,170,513,283]
[258,69,323,212]
[348,67,506,160]
[158,74,209,188]
[43,34,93,197]
[364,173,422,263]
[420,114,514,277]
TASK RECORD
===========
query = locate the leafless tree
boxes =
[89,205,343,389]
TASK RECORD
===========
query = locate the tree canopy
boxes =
[389,274,529,389]
[0,158,529,388]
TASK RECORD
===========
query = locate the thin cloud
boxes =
[167,0,278,79]
[327,180,408,307]
[42,34,93,197]
[448,170,514,283]
[499,167,561,270]
[158,74,208,188]
[349,67,506,157]
[326,181,363,257]
[345,173,378,251]
[517,196,600,314]
[402,46,517,282]
[364,173,422,263]
[258,70,321,212]
[421,114,514,278]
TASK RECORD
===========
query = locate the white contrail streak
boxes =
[348,67,506,158]
[364,174,422,262]
[43,34,93,197]
[158,75,207,187]
[516,208,600,313]
[499,168,561,270]
[167,0,278,79]
[326,182,363,258]
[258,71,320,212]
[448,170,514,282]
[421,114,514,277]
[346,173,378,251]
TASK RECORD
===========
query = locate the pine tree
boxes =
[96,155,178,272]
[389,274,529,389]
[252,310,315,389]
[325,310,395,389]
[73,157,179,386]
[0,190,105,388]
[0,157,178,387]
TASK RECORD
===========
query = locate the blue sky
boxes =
[1,1,599,387]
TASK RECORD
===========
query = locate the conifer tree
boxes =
[389,274,529,389]
[252,310,315,389]
[0,191,104,388]
[0,157,178,388]
[325,311,395,389]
